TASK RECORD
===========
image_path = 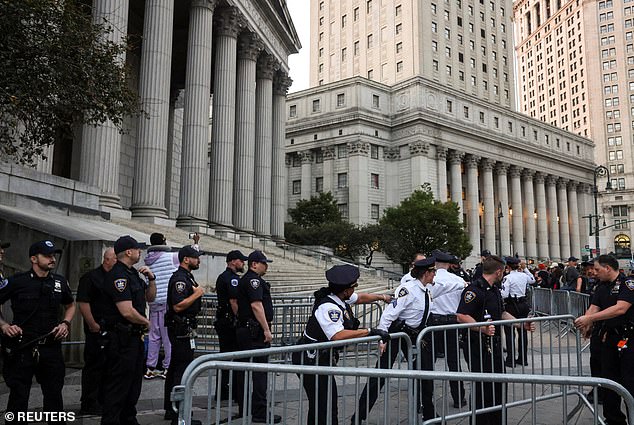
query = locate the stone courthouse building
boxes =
[4,0,300,240]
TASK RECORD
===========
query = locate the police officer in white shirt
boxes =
[400,253,426,286]
[354,256,466,423]
[501,256,535,367]
[429,250,467,408]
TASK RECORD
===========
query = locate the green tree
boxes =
[0,0,140,164]
[288,192,342,228]
[379,184,472,267]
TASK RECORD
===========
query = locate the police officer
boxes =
[500,256,534,367]
[214,249,248,402]
[0,239,9,281]
[100,235,156,425]
[471,249,491,281]
[400,253,426,285]
[0,240,75,423]
[234,250,280,423]
[76,247,116,415]
[457,255,534,425]
[449,255,471,283]
[164,246,204,425]
[574,255,634,424]
[429,250,467,408]
[293,264,390,425]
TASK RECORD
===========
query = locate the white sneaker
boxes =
[144,368,157,379]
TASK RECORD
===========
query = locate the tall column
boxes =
[557,178,571,259]
[410,141,430,191]
[348,141,370,224]
[232,31,261,232]
[299,150,313,199]
[496,163,511,256]
[578,183,592,250]
[271,72,292,240]
[80,0,129,209]
[130,0,174,218]
[253,54,278,236]
[534,172,549,259]
[546,175,561,260]
[436,147,448,202]
[448,151,464,215]
[209,7,241,227]
[568,181,581,259]
[481,159,496,254]
[177,0,217,226]
[322,147,336,194]
[509,166,525,257]
[465,155,481,257]
[523,170,537,258]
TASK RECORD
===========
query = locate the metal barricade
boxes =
[532,287,553,316]
[569,291,591,318]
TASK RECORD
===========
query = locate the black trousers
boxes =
[81,331,106,410]
[164,328,195,415]
[214,322,238,401]
[356,334,435,421]
[430,317,466,404]
[503,300,529,363]
[463,334,505,425]
[600,335,634,425]
[589,331,604,400]
[292,351,338,425]
[101,330,145,425]
[3,343,65,424]
[235,326,270,419]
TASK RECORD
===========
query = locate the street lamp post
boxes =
[497,201,503,256]
[586,165,611,258]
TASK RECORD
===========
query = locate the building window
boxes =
[289,105,297,118]
[292,155,300,167]
[338,203,349,219]
[354,7,359,21]
[316,177,324,193]
[372,94,380,108]
[315,150,324,163]
[292,180,301,195]
[367,34,374,48]
[370,144,379,159]
[371,173,380,189]
[341,14,347,28]
[463,106,469,118]
[368,69,374,79]
[371,204,380,220]
[447,100,453,112]
[337,93,345,107]
[312,99,320,113]
[338,173,348,188]
[354,41,360,56]
[396,4,402,16]
[367,0,372,13]
[615,234,631,258]
[397,61,403,73]
[341,47,347,61]
[396,42,403,53]
[337,145,348,158]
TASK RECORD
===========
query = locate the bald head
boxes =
[103,248,116,272]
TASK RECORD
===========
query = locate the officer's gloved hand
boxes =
[368,328,391,343]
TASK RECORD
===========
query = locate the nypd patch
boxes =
[464,290,476,304]
[398,287,409,298]
[230,278,239,287]
[0,278,8,290]
[391,299,398,308]
[250,279,260,289]
[328,309,341,322]
[175,282,186,293]
[44,240,54,247]
[114,278,127,292]
[626,280,634,291]
[54,280,62,293]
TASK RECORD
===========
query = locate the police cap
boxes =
[178,245,203,262]
[248,250,273,263]
[0,240,9,249]
[450,255,462,265]
[113,235,145,255]
[432,249,454,263]
[413,257,436,270]
[226,250,248,262]
[481,249,492,257]
[326,265,360,291]
[29,240,62,256]
[504,256,521,265]
[567,256,579,262]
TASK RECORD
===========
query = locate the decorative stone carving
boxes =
[273,71,293,95]
[322,146,336,160]
[464,154,480,169]
[534,172,546,184]
[448,150,463,165]
[522,169,536,181]
[480,158,496,171]
[214,7,242,38]
[508,165,522,178]
[495,162,509,174]
[192,0,218,11]
[237,31,263,60]
[237,0,287,66]
[383,146,401,160]
[436,146,448,161]
[298,150,313,164]
[347,141,370,156]
[409,141,430,156]
[545,175,558,186]
[257,53,279,80]
[285,154,292,166]
[567,181,578,191]
[557,178,569,190]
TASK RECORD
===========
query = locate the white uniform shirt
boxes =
[430,268,466,315]
[500,269,535,298]
[400,271,415,286]
[313,293,359,340]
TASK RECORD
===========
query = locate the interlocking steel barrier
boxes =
[532,287,553,316]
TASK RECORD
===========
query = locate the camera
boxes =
[188,233,196,239]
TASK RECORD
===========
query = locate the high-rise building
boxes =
[514,0,633,259]
[310,0,516,108]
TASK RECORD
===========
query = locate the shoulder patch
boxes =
[464,290,476,304]
[114,278,127,292]
[398,287,409,297]
[626,280,634,291]
[0,278,8,290]
[175,282,186,293]
[230,278,239,287]
[250,279,260,289]
[54,280,61,292]
[327,309,341,322]
[391,298,398,307]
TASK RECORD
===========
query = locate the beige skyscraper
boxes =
[514,0,634,259]
[310,0,516,108]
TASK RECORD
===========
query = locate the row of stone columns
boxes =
[80,1,291,239]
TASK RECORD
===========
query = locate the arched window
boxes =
[614,234,631,258]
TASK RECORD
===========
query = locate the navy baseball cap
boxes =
[431,249,454,263]
[226,250,248,262]
[481,249,492,257]
[326,265,360,290]
[413,257,436,270]
[113,235,145,255]
[29,240,62,256]
[248,250,272,263]
[178,245,203,262]
[504,256,521,265]
[568,256,579,262]
[0,240,9,249]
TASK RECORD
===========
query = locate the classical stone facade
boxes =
[286,76,596,263]
[31,0,300,239]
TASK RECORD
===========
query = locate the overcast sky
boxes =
[287,2,310,93]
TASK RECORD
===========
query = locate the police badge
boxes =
[250,279,260,289]
[328,309,341,322]
[175,282,186,293]
[464,291,476,303]
[114,278,127,292]
[231,278,239,287]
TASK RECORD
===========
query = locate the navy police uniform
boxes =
[0,266,73,421]
[164,259,202,420]
[457,276,505,425]
[76,265,109,413]
[101,259,148,425]
[593,277,634,424]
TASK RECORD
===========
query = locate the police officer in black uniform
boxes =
[292,265,390,425]
[457,255,534,425]
[235,250,280,423]
[164,246,204,425]
[0,240,75,423]
[76,247,117,414]
[214,249,248,402]
[449,255,472,282]
[100,235,156,425]
[575,254,634,424]
[471,250,491,282]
